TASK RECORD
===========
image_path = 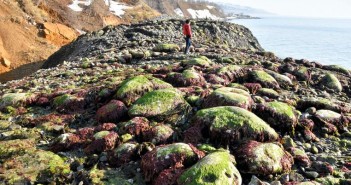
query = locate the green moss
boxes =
[196,106,278,139]
[211,88,251,107]
[0,139,35,159]
[267,101,295,119]
[0,93,28,108]
[251,70,277,83]
[156,143,195,158]
[53,94,72,107]
[183,56,212,67]
[94,131,110,139]
[178,150,241,185]
[153,43,180,52]
[321,73,342,92]
[128,88,190,118]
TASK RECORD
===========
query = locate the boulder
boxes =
[116,75,172,106]
[186,106,278,145]
[256,88,279,99]
[128,88,191,123]
[182,56,212,67]
[235,140,293,175]
[319,73,342,92]
[96,100,128,123]
[255,101,299,132]
[248,70,279,89]
[166,68,206,87]
[141,143,204,183]
[202,87,253,110]
[153,43,180,52]
[178,150,242,185]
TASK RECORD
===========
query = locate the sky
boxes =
[210,0,351,18]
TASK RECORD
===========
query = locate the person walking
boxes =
[182,19,192,54]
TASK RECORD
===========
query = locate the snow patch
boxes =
[174,8,184,17]
[68,0,92,12]
[207,5,215,9]
[104,0,130,17]
[187,9,220,20]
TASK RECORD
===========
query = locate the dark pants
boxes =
[184,36,191,54]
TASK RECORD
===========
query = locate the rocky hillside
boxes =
[42,19,262,69]
[0,0,225,79]
[1,19,351,184]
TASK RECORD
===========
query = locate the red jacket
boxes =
[183,23,192,37]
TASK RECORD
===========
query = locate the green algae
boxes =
[316,176,341,185]
[0,93,28,108]
[217,65,242,76]
[153,43,180,52]
[266,101,296,120]
[320,73,342,92]
[178,150,241,185]
[128,88,190,118]
[116,75,172,106]
[257,88,279,98]
[94,131,110,139]
[249,142,290,174]
[182,69,201,79]
[1,150,70,184]
[0,139,35,159]
[183,56,212,67]
[250,70,277,84]
[156,143,195,158]
[196,106,278,140]
[53,94,73,107]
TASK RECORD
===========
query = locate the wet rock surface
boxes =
[0,19,350,184]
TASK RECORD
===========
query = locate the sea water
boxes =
[230,17,351,69]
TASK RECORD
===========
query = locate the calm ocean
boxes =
[230,17,351,69]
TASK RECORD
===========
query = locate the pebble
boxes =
[311,146,319,154]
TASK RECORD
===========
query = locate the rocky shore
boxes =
[0,19,350,184]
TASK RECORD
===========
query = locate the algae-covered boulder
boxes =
[141,143,204,183]
[235,140,293,175]
[96,100,128,123]
[287,147,311,167]
[216,65,244,82]
[294,66,311,81]
[116,75,172,106]
[314,109,348,132]
[323,64,350,76]
[257,88,279,99]
[296,97,343,113]
[143,124,174,144]
[178,150,242,185]
[166,69,206,87]
[248,70,279,89]
[108,142,138,167]
[255,101,299,132]
[153,43,180,52]
[52,94,85,113]
[128,88,191,122]
[118,117,150,140]
[319,73,342,92]
[266,70,293,88]
[84,131,119,154]
[189,106,278,144]
[0,93,32,109]
[0,150,70,184]
[202,87,253,110]
[182,56,212,67]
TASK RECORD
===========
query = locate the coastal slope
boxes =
[0,19,350,184]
